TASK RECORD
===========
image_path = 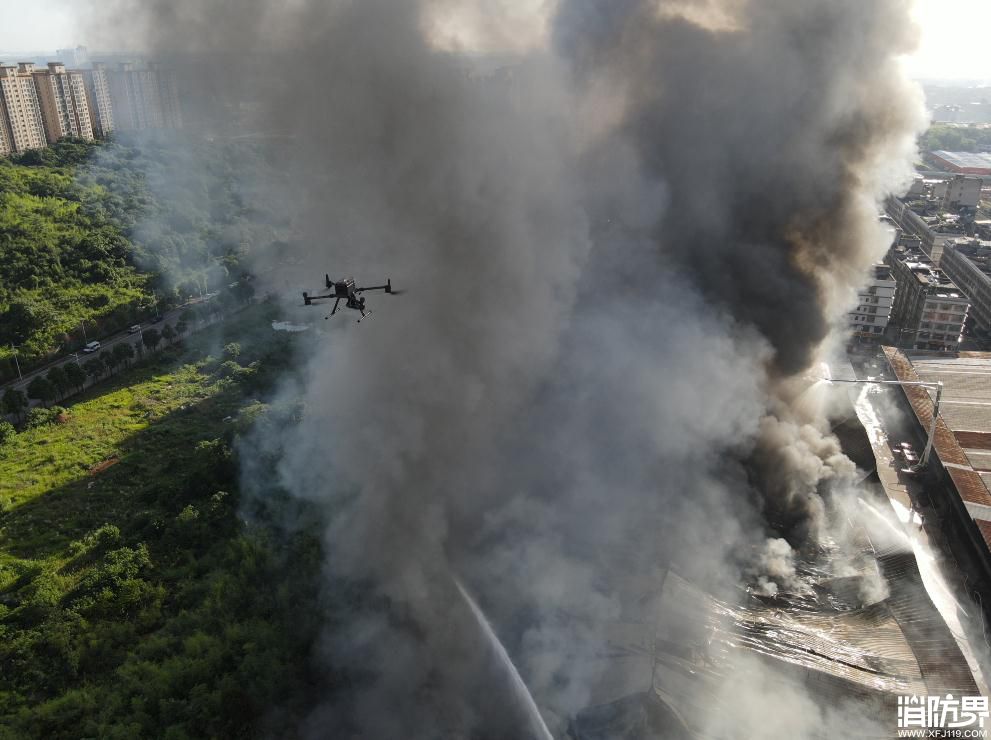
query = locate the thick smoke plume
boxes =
[77,0,926,736]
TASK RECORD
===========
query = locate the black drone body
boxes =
[302,274,396,321]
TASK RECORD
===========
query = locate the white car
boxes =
[82,341,102,353]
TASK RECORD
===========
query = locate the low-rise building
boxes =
[941,240,991,342]
[930,150,991,176]
[886,193,968,264]
[849,263,897,344]
[882,348,991,641]
[887,245,970,351]
[943,175,983,210]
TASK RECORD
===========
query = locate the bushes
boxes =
[0,419,14,445]
[67,523,122,558]
[215,360,243,380]
[25,405,68,429]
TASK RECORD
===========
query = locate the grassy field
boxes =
[0,357,234,560]
[0,306,326,739]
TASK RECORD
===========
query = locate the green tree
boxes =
[216,360,242,380]
[162,324,177,345]
[0,299,59,346]
[142,328,161,352]
[46,366,69,400]
[83,357,105,382]
[218,291,238,314]
[175,319,188,337]
[99,350,118,376]
[2,388,28,419]
[232,280,255,304]
[222,342,241,362]
[27,375,55,406]
[113,342,135,369]
[0,419,14,445]
[64,362,86,393]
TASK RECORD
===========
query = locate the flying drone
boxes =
[302,274,399,321]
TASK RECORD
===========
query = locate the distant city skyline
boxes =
[2,0,991,81]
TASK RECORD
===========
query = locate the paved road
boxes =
[2,297,217,400]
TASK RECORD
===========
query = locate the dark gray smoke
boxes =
[75,0,926,736]
[554,0,924,538]
[556,0,922,375]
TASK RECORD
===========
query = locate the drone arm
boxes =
[356,279,393,294]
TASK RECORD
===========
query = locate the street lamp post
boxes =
[820,377,944,469]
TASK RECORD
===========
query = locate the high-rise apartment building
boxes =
[82,64,114,137]
[32,62,93,143]
[0,64,47,155]
[107,63,182,131]
[152,64,183,130]
[55,46,89,68]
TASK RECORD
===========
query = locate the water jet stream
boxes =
[454,578,555,740]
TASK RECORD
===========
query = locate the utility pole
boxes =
[920,381,944,468]
[80,320,88,341]
[818,377,944,469]
[10,344,22,381]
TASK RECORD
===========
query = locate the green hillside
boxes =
[0,137,286,373]
[0,306,325,738]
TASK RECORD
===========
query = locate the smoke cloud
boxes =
[74,0,928,736]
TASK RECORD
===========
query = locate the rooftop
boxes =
[884,349,991,549]
[932,151,991,170]
[872,263,894,282]
[950,240,991,279]
[893,247,967,298]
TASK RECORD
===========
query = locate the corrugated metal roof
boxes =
[932,151,991,169]
[963,449,991,471]
[883,348,991,549]
[958,432,991,451]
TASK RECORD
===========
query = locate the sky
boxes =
[0,0,989,80]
